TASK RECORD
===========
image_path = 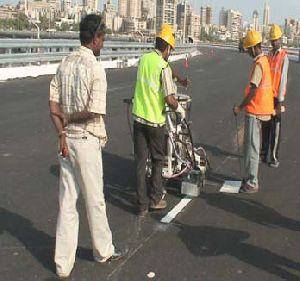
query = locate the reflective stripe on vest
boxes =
[244,55,274,115]
[132,51,169,124]
[268,49,288,98]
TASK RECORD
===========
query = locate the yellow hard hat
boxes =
[157,24,175,49]
[269,24,283,40]
[243,30,262,49]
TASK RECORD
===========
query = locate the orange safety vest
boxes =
[244,55,274,115]
[268,49,288,98]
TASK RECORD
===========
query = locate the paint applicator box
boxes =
[181,170,201,197]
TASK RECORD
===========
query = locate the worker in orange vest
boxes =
[233,30,274,193]
[261,25,289,168]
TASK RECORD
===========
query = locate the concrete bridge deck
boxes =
[0,48,299,281]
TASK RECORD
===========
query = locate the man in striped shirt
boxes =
[49,14,123,279]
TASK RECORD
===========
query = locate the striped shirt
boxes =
[49,46,107,140]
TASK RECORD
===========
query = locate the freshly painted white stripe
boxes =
[161,197,192,224]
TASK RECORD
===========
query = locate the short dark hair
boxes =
[155,37,169,52]
[80,14,106,44]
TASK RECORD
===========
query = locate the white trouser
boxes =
[55,132,114,277]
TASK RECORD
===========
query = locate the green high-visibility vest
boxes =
[132,51,169,124]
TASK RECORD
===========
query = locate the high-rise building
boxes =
[187,12,200,40]
[103,0,117,30]
[104,0,116,13]
[226,9,243,40]
[263,2,270,26]
[252,10,259,31]
[118,0,142,18]
[200,6,206,26]
[62,0,71,13]
[142,0,156,19]
[27,0,60,20]
[118,0,127,17]
[199,5,212,26]
[285,17,300,39]
[83,0,98,11]
[176,1,190,32]
[156,0,177,32]
[219,7,227,26]
[129,0,142,18]
[205,6,212,25]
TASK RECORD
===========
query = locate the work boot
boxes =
[95,249,126,263]
[137,208,149,217]
[269,160,279,168]
[150,199,167,210]
[240,183,259,194]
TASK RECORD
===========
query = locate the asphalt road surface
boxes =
[0,48,299,281]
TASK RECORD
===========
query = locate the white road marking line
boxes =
[161,197,192,224]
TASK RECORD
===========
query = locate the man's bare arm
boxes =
[233,84,257,115]
[67,111,101,124]
[165,95,178,111]
[49,101,65,133]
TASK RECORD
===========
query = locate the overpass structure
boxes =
[0,48,299,281]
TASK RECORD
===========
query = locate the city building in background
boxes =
[285,17,300,45]
[187,11,200,41]
[252,10,259,31]
[0,4,17,20]
[219,7,227,27]
[118,0,126,17]
[103,0,120,32]
[0,0,299,46]
[176,1,190,41]
[156,0,177,33]
[82,0,97,12]
[263,2,270,26]
[142,0,156,19]
[226,9,243,40]
[118,0,141,19]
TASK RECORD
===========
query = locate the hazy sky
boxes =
[98,0,300,24]
[1,0,299,24]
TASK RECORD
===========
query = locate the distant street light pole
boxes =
[32,21,40,39]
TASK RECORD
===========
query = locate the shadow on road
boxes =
[49,151,137,215]
[200,191,300,231]
[0,207,56,274]
[178,225,300,280]
[0,207,100,275]
[196,143,241,159]
[206,170,240,185]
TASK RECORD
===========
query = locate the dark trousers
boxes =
[270,113,282,162]
[261,100,282,163]
[133,121,165,210]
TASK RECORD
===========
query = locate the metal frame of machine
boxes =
[124,92,209,196]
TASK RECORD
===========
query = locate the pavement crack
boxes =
[107,221,165,281]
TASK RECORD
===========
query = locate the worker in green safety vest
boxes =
[132,24,188,217]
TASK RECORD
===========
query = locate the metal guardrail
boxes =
[0,39,199,67]
[199,42,300,61]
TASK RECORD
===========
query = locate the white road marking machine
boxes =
[124,93,209,197]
